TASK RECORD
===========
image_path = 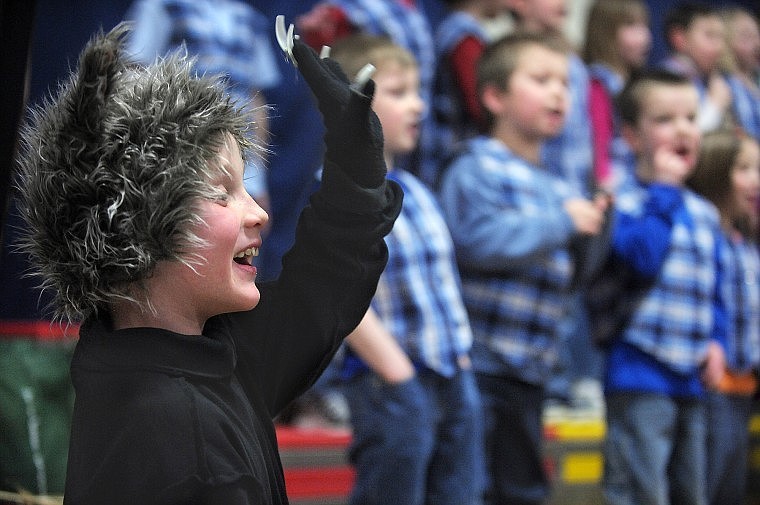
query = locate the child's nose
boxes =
[676,117,697,134]
[244,196,269,228]
[412,93,425,114]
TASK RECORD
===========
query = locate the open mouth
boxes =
[674,145,691,159]
[233,247,259,266]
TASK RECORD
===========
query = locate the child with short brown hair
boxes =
[601,69,725,505]
[439,31,607,505]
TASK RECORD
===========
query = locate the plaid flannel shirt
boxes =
[614,184,720,374]
[440,136,577,385]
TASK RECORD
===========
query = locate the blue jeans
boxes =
[705,391,753,505]
[603,393,707,505]
[476,374,547,505]
[547,292,603,400]
[345,367,484,505]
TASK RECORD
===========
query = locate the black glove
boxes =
[292,39,387,188]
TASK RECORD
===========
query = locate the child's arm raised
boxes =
[290,36,387,189]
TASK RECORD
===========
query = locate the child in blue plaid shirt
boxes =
[329,35,485,505]
[439,32,608,505]
[687,129,760,505]
[601,70,727,505]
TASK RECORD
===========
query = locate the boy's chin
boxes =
[234,289,261,313]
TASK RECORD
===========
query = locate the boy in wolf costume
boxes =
[15,22,401,505]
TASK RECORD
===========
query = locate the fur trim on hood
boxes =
[15,23,258,322]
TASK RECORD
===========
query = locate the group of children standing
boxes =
[290,1,760,505]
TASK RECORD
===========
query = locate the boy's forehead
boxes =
[688,13,723,32]
[208,134,244,171]
[514,43,567,70]
[374,60,420,81]
[640,82,698,110]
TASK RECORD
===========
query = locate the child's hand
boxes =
[701,340,726,390]
[652,145,692,186]
[564,197,606,235]
[288,35,386,188]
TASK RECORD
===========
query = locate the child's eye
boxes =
[209,185,231,205]
[387,86,407,98]
[652,114,671,124]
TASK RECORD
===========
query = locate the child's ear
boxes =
[481,84,507,118]
[621,123,641,154]
[668,27,687,53]
[505,0,525,17]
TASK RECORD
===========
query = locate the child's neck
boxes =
[492,122,542,165]
[634,161,684,188]
[672,53,707,79]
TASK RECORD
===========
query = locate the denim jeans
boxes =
[345,367,484,505]
[705,391,753,505]
[547,292,604,401]
[476,374,548,505]
[603,392,707,505]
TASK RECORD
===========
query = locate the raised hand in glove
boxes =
[282,25,386,189]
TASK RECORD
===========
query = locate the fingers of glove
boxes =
[292,40,346,111]
[321,56,351,86]
[356,77,375,102]
[344,85,382,147]
[291,42,335,101]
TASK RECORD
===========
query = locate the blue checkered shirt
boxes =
[365,170,473,377]
[127,0,281,96]
[727,74,760,141]
[613,183,720,374]
[439,136,578,385]
[421,11,489,187]
[715,231,760,372]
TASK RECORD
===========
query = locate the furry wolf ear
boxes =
[70,23,130,152]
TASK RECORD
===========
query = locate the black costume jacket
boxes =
[63,170,402,505]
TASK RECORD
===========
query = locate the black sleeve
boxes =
[197,477,268,505]
[229,169,402,416]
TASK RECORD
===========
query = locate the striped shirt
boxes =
[127,0,281,97]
